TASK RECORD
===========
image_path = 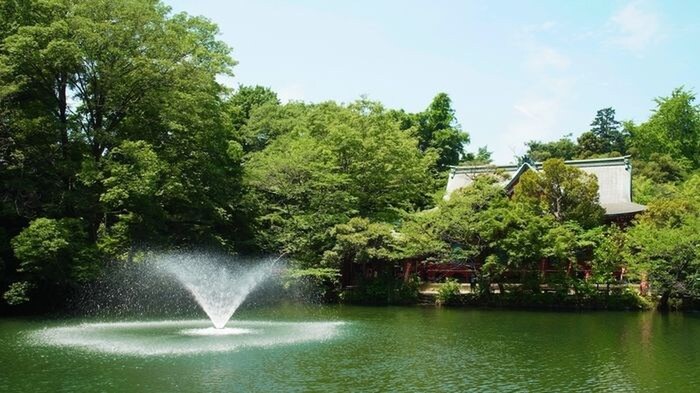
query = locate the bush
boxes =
[2,281,33,305]
[436,277,461,305]
[342,275,420,305]
[435,287,652,310]
[474,288,651,310]
[282,268,341,303]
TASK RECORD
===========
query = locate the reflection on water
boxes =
[1,306,699,392]
[179,327,255,336]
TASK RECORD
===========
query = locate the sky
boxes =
[165,0,700,163]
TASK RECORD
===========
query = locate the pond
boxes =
[1,306,699,392]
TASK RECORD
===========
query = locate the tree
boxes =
[627,196,700,310]
[400,178,508,289]
[245,100,436,263]
[542,221,598,288]
[425,177,512,264]
[461,146,493,165]
[521,135,578,163]
[633,153,689,184]
[388,93,469,171]
[577,107,626,157]
[0,0,242,306]
[398,208,450,261]
[400,176,554,292]
[513,159,604,228]
[592,225,628,285]
[402,177,503,260]
[245,130,356,262]
[0,0,238,236]
[590,108,621,137]
[95,140,165,258]
[629,87,700,170]
[632,175,678,205]
[322,217,402,269]
[228,85,280,152]
[7,217,99,305]
[238,101,313,156]
[491,202,553,291]
[414,93,470,170]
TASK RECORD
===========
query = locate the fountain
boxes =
[153,252,278,329]
[30,252,344,355]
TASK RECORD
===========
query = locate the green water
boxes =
[1,306,699,392]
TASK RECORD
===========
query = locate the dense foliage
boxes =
[514,87,700,309]
[1,0,698,310]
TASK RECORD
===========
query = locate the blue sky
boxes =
[166,0,700,163]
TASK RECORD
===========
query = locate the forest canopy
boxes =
[1,0,698,310]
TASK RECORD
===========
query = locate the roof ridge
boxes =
[450,155,631,171]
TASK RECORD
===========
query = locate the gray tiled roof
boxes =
[446,156,646,216]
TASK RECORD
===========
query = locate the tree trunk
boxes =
[57,74,68,160]
[658,291,671,312]
[56,74,74,217]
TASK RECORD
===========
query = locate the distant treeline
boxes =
[0,0,698,311]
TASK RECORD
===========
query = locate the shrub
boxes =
[342,275,421,305]
[282,268,341,303]
[2,281,33,305]
[436,277,461,305]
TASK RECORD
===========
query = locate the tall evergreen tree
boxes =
[577,107,626,157]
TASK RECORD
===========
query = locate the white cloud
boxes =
[526,46,571,71]
[517,22,571,73]
[510,98,561,137]
[609,2,660,54]
[492,26,575,163]
[500,77,576,163]
[506,97,562,159]
[513,104,540,121]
